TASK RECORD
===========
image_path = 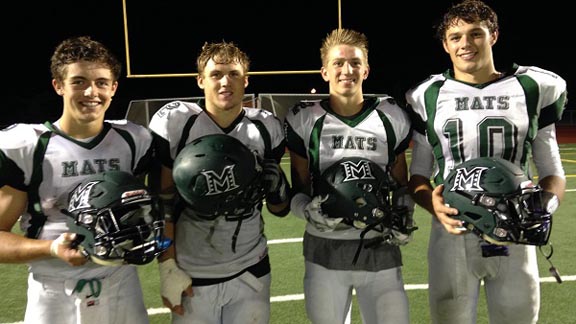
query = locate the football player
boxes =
[285,28,414,324]
[405,1,567,323]
[149,41,289,323]
[0,36,154,324]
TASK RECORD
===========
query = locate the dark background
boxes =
[3,0,573,127]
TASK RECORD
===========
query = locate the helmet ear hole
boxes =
[355,197,368,208]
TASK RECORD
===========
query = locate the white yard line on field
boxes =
[2,274,575,323]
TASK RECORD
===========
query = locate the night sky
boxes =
[3,0,573,128]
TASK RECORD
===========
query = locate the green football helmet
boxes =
[315,157,408,232]
[443,157,553,246]
[172,134,265,221]
[64,171,170,266]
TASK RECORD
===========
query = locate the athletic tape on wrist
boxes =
[290,193,311,220]
[159,258,192,307]
[50,234,71,257]
[50,240,59,257]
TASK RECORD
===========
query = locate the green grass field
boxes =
[2,144,575,324]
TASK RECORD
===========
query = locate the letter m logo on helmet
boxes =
[341,160,376,182]
[449,166,489,192]
[67,180,100,213]
[172,134,266,220]
[202,165,240,195]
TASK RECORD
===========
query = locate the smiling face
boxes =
[53,61,118,136]
[197,57,248,116]
[321,44,369,99]
[442,18,498,83]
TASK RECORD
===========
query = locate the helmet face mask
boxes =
[315,157,402,231]
[443,157,552,246]
[64,171,170,266]
[172,134,265,221]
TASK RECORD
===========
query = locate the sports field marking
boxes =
[1,259,574,324]
[141,276,575,316]
[3,274,575,323]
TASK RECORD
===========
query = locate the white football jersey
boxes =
[149,100,285,278]
[406,64,567,183]
[284,96,412,240]
[0,120,153,278]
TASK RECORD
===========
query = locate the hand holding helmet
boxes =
[304,194,344,231]
[50,232,89,267]
[524,190,559,215]
[387,186,418,245]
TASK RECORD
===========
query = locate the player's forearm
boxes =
[538,175,566,202]
[0,231,51,263]
[157,221,176,262]
[408,175,435,216]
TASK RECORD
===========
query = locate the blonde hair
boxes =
[196,41,250,76]
[320,28,369,67]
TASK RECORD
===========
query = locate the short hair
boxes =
[320,28,369,67]
[436,0,499,41]
[196,41,250,76]
[50,36,122,83]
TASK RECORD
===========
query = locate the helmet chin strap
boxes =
[352,217,385,265]
[539,244,563,284]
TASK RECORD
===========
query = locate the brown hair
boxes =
[436,0,499,41]
[50,36,122,83]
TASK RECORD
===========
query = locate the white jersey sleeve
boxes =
[149,100,205,162]
[532,124,565,179]
[409,132,435,179]
[105,119,154,174]
[0,123,45,188]
[515,66,567,127]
